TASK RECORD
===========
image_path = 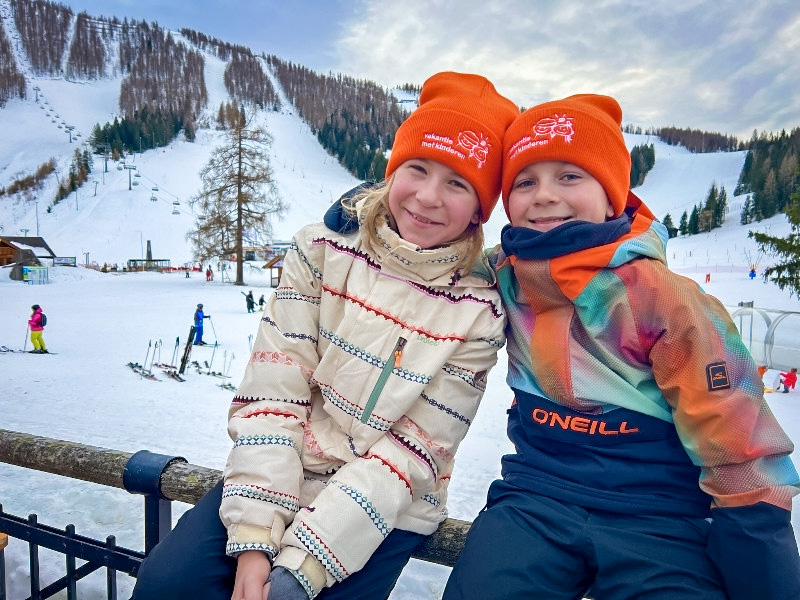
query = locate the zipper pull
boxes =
[394,337,407,368]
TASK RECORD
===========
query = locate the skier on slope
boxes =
[193,303,210,345]
[28,304,48,354]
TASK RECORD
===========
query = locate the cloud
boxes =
[334,0,799,138]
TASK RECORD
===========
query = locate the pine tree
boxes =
[703,184,718,229]
[749,186,800,298]
[741,194,754,225]
[679,211,689,236]
[188,108,284,285]
[715,187,728,227]
[688,206,700,235]
[662,213,676,238]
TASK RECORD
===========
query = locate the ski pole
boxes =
[150,340,160,371]
[248,333,253,354]
[208,315,218,342]
[142,340,152,378]
[210,341,218,369]
[23,325,29,352]
[171,336,179,367]
[226,352,235,377]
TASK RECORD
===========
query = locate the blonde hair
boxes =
[342,177,485,273]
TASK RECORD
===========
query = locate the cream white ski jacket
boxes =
[220,204,505,595]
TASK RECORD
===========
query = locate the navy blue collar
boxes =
[500,213,632,259]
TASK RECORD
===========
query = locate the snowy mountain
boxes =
[1,0,795,280]
[2,5,800,599]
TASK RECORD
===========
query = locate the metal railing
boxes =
[0,428,470,599]
[725,304,800,371]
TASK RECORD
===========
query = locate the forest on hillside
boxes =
[0,0,797,194]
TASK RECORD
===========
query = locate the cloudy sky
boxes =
[63,0,799,139]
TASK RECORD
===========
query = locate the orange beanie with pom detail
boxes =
[386,72,519,223]
[502,94,631,219]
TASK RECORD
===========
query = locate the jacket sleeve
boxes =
[273,299,505,594]
[220,233,322,560]
[645,268,800,596]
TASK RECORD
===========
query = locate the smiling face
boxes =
[387,158,481,248]
[507,160,614,232]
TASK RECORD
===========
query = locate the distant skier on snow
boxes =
[193,303,210,345]
[242,290,255,313]
[27,304,48,354]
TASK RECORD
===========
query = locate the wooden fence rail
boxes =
[0,428,470,567]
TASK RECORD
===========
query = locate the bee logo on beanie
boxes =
[533,114,575,142]
[457,130,492,167]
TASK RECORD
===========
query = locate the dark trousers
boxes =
[131,480,427,600]
[443,479,727,600]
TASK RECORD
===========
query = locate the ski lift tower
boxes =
[124,164,137,190]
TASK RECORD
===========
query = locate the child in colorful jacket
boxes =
[131,72,518,600]
[444,94,800,600]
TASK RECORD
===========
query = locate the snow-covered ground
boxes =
[2,8,800,597]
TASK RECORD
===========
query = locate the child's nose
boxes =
[416,180,443,206]
[533,182,558,204]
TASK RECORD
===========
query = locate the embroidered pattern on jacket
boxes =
[230,395,310,409]
[275,288,321,306]
[366,453,413,493]
[294,522,349,581]
[396,416,453,466]
[226,541,278,560]
[222,483,300,512]
[233,434,300,455]
[263,316,318,344]
[249,350,315,379]
[313,237,502,319]
[331,481,390,536]
[321,286,470,342]
[317,381,393,431]
[421,392,471,425]
[319,328,432,385]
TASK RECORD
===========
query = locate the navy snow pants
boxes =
[130,480,426,600]
[443,479,727,600]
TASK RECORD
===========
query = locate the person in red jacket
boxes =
[27,304,48,354]
[780,368,798,393]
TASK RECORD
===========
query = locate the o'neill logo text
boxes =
[531,408,640,436]
[422,130,491,168]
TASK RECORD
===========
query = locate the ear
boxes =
[605,200,615,218]
[470,210,481,225]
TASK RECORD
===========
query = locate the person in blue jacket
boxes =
[193,303,210,345]
[444,94,800,600]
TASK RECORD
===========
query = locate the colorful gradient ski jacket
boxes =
[492,193,800,599]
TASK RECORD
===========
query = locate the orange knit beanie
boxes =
[386,72,519,223]
[502,94,630,218]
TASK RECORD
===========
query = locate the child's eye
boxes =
[562,173,581,182]
[449,179,468,190]
[514,179,534,189]
[409,163,427,174]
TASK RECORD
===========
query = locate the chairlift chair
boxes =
[152,185,159,192]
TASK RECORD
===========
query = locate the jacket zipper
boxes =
[361,336,407,423]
